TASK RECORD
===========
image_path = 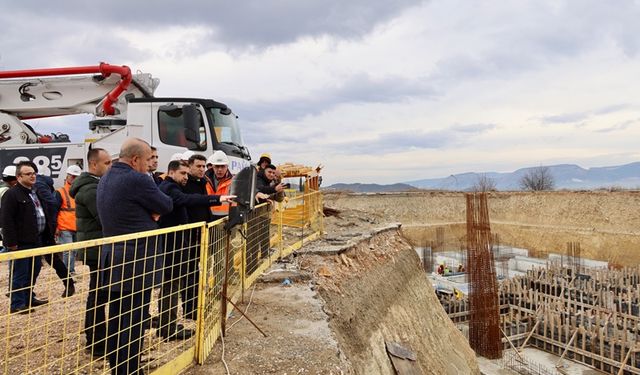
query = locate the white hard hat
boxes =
[66,165,83,176]
[2,165,16,177]
[181,150,195,161]
[208,151,229,166]
[170,153,183,161]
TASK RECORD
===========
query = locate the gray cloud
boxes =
[0,1,423,66]
[233,73,437,123]
[540,111,591,124]
[540,103,633,125]
[330,123,497,155]
[595,118,640,133]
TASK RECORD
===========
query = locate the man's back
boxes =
[98,162,172,236]
[97,162,172,293]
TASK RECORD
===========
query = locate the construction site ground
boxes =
[188,207,382,374]
[477,348,602,375]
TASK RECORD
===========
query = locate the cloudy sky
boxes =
[2,1,640,184]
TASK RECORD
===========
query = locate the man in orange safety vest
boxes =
[206,151,233,221]
[55,164,82,274]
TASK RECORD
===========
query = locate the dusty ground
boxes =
[0,261,197,374]
[189,281,349,375]
[9,190,628,374]
[192,204,479,374]
[188,207,384,374]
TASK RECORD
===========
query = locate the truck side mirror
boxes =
[183,104,202,146]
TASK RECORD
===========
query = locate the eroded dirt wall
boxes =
[325,191,640,265]
[308,227,480,374]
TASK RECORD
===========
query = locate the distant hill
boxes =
[405,162,640,191]
[324,183,421,193]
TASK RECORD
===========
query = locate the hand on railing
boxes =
[255,192,269,202]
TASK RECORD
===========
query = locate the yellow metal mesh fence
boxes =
[0,191,322,374]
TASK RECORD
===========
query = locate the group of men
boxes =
[1,137,287,374]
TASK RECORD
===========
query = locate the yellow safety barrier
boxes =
[0,190,323,374]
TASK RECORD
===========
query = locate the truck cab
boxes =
[129,98,251,174]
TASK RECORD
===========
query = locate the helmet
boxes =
[170,153,183,161]
[208,151,229,166]
[2,165,16,177]
[258,152,271,164]
[181,150,195,161]
[65,165,82,176]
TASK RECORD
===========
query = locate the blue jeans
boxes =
[0,246,11,294]
[11,254,42,310]
[58,231,77,273]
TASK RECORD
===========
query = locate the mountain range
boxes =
[325,162,640,192]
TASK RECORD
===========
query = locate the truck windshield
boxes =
[209,108,244,146]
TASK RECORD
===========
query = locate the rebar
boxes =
[466,193,502,359]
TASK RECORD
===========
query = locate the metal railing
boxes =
[0,191,323,374]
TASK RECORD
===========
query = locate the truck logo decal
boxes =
[0,147,67,179]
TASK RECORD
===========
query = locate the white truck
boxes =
[0,62,252,186]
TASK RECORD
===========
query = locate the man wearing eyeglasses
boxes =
[0,161,56,314]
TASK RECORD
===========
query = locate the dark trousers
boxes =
[10,254,42,310]
[248,215,271,274]
[107,289,149,375]
[158,277,186,333]
[258,216,271,259]
[42,252,74,288]
[84,261,107,352]
[181,262,199,319]
[180,229,200,320]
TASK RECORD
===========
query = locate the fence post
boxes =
[278,201,284,259]
[221,230,231,337]
[195,223,209,364]
[242,221,248,293]
[319,191,324,235]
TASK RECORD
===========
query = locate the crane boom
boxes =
[0,62,158,119]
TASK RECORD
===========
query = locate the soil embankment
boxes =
[325,191,640,265]
[305,226,479,374]
[196,209,480,374]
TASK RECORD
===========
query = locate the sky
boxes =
[2,0,640,185]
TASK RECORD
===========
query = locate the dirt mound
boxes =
[302,226,479,374]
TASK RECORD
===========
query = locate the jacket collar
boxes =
[17,182,34,193]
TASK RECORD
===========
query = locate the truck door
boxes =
[151,102,210,171]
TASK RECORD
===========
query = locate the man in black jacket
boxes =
[250,164,285,272]
[70,148,112,357]
[157,160,233,340]
[182,153,214,318]
[0,161,53,314]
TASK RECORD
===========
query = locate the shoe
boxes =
[156,324,195,341]
[30,298,49,307]
[85,345,106,358]
[62,283,75,298]
[10,305,34,314]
